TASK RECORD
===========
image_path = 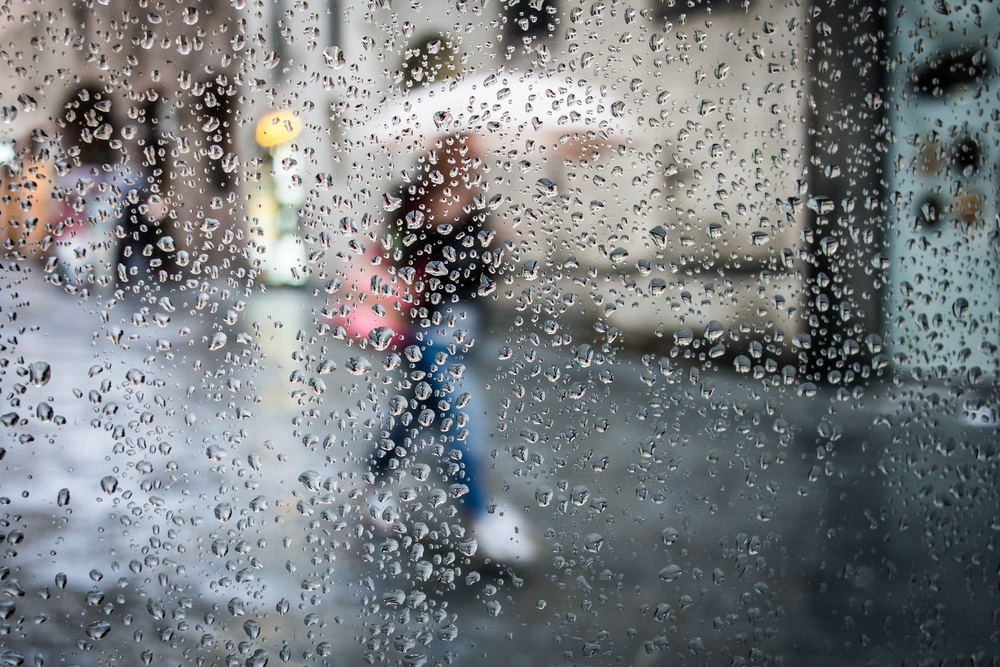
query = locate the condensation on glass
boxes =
[0,0,995,666]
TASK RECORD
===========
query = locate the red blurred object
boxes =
[326,249,413,350]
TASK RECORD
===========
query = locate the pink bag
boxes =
[326,249,412,350]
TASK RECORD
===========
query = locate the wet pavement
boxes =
[1,267,997,666]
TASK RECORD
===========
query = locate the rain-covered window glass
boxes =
[0,0,998,666]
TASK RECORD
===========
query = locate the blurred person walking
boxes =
[48,84,127,292]
[367,132,537,565]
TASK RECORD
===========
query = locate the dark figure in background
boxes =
[50,85,125,287]
[116,96,174,287]
[368,134,537,564]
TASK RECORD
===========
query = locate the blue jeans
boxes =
[373,306,488,517]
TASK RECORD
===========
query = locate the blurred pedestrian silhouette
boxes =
[48,84,125,290]
[367,132,536,564]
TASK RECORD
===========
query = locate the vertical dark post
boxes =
[802,0,887,383]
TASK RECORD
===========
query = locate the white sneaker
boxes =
[471,507,539,566]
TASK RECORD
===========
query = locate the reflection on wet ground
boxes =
[2,271,997,666]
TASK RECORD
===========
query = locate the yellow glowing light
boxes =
[255,110,302,147]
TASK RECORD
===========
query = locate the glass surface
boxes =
[0,0,997,665]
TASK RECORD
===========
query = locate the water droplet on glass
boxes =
[100,476,117,494]
[28,361,50,386]
[433,110,453,129]
[429,489,447,507]
[584,533,604,552]
[322,46,346,69]
[246,648,269,667]
[243,619,261,640]
[536,178,558,197]
[734,355,752,373]
[704,321,724,342]
[953,298,969,319]
[299,470,321,491]
[457,538,478,557]
[609,247,629,264]
[368,326,396,351]
[206,444,227,461]
[16,94,36,114]
[86,620,111,640]
[214,502,232,521]
[212,539,229,557]
[658,564,683,582]
[57,488,70,507]
[222,153,239,173]
[146,597,166,619]
[648,225,667,249]
[383,192,402,211]
[228,598,245,617]
[347,357,372,375]
[209,332,228,351]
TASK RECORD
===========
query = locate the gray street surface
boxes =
[1,267,997,667]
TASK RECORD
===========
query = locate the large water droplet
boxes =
[429,489,447,507]
[734,355,751,374]
[100,476,117,494]
[246,648,268,667]
[214,503,232,521]
[212,539,229,557]
[206,445,227,461]
[243,619,261,640]
[383,192,402,211]
[674,328,694,346]
[322,46,346,69]
[209,332,228,351]
[457,538,478,557]
[85,620,112,640]
[433,110,452,129]
[125,368,145,385]
[584,533,604,552]
[222,153,239,173]
[28,361,50,386]
[648,225,667,249]
[228,598,245,617]
[146,597,166,619]
[536,178,558,197]
[346,357,372,375]
[368,326,396,351]
[299,470,321,491]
